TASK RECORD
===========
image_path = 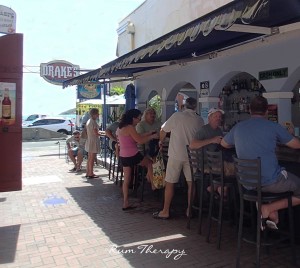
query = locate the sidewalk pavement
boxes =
[0,146,299,267]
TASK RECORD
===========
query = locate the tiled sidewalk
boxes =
[0,143,299,267]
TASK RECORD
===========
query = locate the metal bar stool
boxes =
[115,156,123,186]
[206,149,237,249]
[108,148,117,181]
[186,145,207,234]
[234,156,296,267]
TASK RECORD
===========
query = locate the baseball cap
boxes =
[208,108,224,117]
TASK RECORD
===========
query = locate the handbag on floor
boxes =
[152,152,165,189]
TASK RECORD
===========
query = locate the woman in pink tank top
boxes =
[116,109,159,210]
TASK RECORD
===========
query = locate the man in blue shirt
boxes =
[221,96,300,225]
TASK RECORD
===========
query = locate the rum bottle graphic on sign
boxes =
[2,88,11,119]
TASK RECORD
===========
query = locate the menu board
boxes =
[267,104,278,122]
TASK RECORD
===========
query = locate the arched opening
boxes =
[175,82,197,112]
[147,90,162,121]
[219,72,266,130]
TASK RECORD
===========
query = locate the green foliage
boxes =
[149,95,162,120]
[110,86,125,96]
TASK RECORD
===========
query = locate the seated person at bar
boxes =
[136,107,162,159]
[221,96,300,227]
[66,130,85,172]
[105,119,120,157]
[190,108,234,195]
[190,107,224,151]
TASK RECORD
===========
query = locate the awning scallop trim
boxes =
[63,0,278,88]
[97,0,268,76]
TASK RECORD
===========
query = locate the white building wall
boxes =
[135,29,300,124]
[116,0,233,56]
[112,0,300,126]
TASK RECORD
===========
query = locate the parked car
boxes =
[24,117,74,135]
[22,114,48,126]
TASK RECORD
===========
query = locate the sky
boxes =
[1,0,144,116]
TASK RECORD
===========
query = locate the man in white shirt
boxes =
[66,130,85,172]
[153,97,204,220]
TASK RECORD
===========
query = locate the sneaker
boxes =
[69,167,76,172]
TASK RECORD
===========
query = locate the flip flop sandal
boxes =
[152,211,169,220]
[261,217,278,231]
[87,175,100,179]
[122,206,137,211]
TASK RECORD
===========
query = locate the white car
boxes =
[22,114,48,126]
[25,117,74,135]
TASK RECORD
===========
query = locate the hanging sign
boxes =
[77,84,102,99]
[40,60,80,85]
[0,5,16,34]
[259,68,288,81]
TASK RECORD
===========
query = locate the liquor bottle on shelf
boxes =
[2,88,11,119]
[231,97,236,110]
[218,94,224,109]
[246,96,251,113]
[235,97,240,111]
[231,80,235,92]
[234,79,239,91]
[221,87,226,95]
[239,80,244,90]
[239,97,244,112]
[244,79,248,90]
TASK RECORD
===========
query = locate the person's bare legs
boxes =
[86,152,96,176]
[122,166,132,209]
[261,197,300,223]
[157,182,174,218]
[186,181,194,217]
[76,150,83,171]
[68,149,77,169]
[115,144,119,159]
[140,157,155,190]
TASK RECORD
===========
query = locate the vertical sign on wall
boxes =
[0,82,16,125]
[200,81,209,97]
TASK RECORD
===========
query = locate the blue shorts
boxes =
[119,152,144,167]
[72,148,78,156]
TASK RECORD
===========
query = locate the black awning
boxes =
[63,0,300,88]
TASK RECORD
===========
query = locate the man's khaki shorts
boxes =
[165,157,192,183]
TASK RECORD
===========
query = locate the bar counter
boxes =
[276,143,300,165]
[276,143,300,243]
